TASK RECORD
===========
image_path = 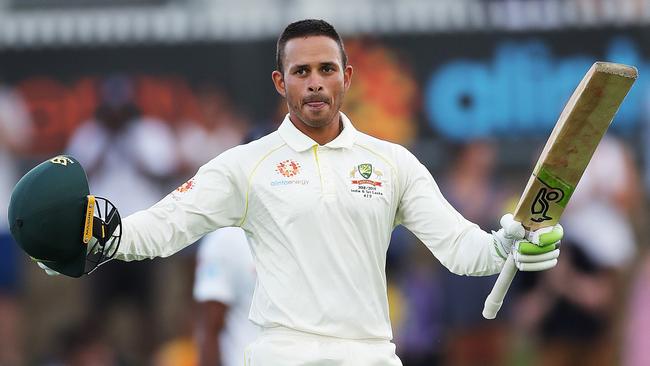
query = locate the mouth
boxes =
[303,96,329,110]
[305,101,327,110]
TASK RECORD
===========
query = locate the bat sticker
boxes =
[530,184,565,222]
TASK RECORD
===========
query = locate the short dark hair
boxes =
[276,19,348,74]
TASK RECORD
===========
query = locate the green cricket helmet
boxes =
[7,155,121,277]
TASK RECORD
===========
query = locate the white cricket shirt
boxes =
[118,113,504,340]
[193,227,258,366]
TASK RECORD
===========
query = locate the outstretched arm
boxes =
[116,152,247,261]
[394,147,561,276]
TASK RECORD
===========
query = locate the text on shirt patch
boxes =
[349,163,385,199]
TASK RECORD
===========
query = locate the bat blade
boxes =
[515,62,637,230]
[482,62,637,320]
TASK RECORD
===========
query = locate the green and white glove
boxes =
[34,237,102,277]
[492,213,562,271]
[36,261,61,276]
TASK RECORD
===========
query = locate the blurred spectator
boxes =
[51,324,124,366]
[0,83,32,366]
[193,227,258,366]
[440,140,506,226]
[437,140,510,366]
[152,336,197,366]
[623,252,650,366]
[189,127,280,366]
[177,85,247,172]
[514,135,640,366]
[561,136,640,267]
[392,239,444,366]
[67,74,180,216]
[66,74,180,364]
[515,237,624,366]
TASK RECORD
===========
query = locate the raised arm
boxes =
[393,146,504,276]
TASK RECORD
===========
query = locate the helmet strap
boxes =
[82,195,96,244]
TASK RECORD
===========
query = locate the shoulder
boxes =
[353,132,420,169]
[200,131,285,174]
[237,130,285,157]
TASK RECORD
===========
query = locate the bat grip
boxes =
[482,254,518,319]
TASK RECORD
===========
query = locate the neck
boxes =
[289,114,342,145]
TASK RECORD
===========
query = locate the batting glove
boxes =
[36,261,61,276]
[34,236,103,276]
[492,213,562,271]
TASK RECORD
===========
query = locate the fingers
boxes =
[515,248,560,263]
[516,241,558,255]
[509,223,563,272]
[514,248,560,271]
[45,268,60,276]
[500,214,525,239]
[36,261,60,276]
[529,224,564,246]
[516,259,558,272]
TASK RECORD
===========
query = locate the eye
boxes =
[294,68,308,76]
[322,65,335,73]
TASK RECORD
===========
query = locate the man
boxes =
[193,227,258,366]
[30,19,561,365]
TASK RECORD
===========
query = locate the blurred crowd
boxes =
[0,67,649,366]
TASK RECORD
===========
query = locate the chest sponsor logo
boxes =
[271,159,309,186]
[276,160,301,177]
[349,163,385,198]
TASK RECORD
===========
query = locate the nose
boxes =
[308,84,323,92]
[307,75,323,92]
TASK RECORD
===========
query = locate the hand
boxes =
[492,214,562,271]
[36,261,61,276]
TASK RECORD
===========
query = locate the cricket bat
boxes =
[482,61,637,319]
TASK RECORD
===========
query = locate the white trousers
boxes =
[244,327,403,366]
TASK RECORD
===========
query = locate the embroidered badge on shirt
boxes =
[170,178,196,201]
[175,178,195,193]
[349,163,385,198]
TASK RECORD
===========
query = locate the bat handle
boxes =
[482,254,518,319]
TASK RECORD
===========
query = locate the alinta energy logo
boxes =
[275,160,301,177]
[272,159,308,186]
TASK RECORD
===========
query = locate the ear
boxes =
[272,70,286,97]
[343,65,353,92]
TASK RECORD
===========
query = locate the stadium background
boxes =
[0,0,649,365]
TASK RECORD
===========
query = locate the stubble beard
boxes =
[300,110,334,128]
[288,90,344,129]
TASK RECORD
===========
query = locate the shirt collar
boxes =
[278,112,357,152]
